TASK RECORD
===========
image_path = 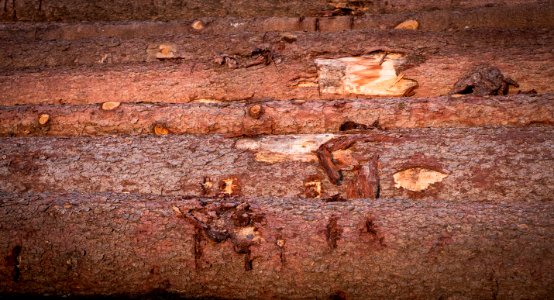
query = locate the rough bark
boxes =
[0,192,552,298]
[1,3,553,42]
[1,128,552,202]
[1,95,551,137]
[0,0,543,22]
[1,28,552,104]
[2,27,552,74]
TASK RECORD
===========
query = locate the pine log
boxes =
[1,128,552,202]
[0,192,552,298]
[1,28,552,104]
[0,95,552,137]
[0,0,545,22]
[1,3,553,42]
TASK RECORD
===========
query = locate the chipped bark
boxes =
[0,192,553,298]
[0,95,552,137]
[0,1,549,22]
[315,52,418,96]
[0,128,552,202]
[1,29,553,104]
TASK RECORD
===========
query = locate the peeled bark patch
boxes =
[393,168,448,192]
[147,43,178,60]
[101,101,121,111]
[395,19,419,30]
[315,52,418,97]
[37,114,50,125]
[235,134,341,163]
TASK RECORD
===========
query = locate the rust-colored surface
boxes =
[1,1,553,298]
[1,128,552,202]
[0,0,546,21]
[0,29,552,104]
[0,193,553,298]
[1,95,551,136]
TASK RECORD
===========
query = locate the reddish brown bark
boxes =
[1,29,552,104]
[0,192,552,298]
[0,1,552,298]
[1,128,552,202]
[1,95,550,137]
[0,0,545,22]
[2,3,553,42]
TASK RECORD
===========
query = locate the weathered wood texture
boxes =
[0,0,542,21]
[1,128,552,202]
[1,3,553,41]
[1,95,552,136]
[1,29,551,104]
[0,192,552,298]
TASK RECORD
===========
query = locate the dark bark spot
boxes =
[365,219,378,237]
[5,245,22,283]
[339,121,369,131]
[193,228,204,270]
[322,193,347,202]
[329,290,348,300]
[325,216,343,250]
[244,250,253,271]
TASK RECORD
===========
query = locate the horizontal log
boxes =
[1,95,552,136]
[1,192,552,298]
[1,29,552,104]
[1,128,552,202]
[0,0,542,22]
[1,3,553,41]
[1,28,552,71]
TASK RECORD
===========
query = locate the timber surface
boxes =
[0,1,553,299]
[1,127,552,202]
[1,29,553,104]
[0,0,545,21]
[0,192,553,299]
[1,95,552,136]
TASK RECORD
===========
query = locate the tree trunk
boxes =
[1,1,553,298]
[1,127,552,202]
[1,95,552,136]
[1,192,553,299]
[1,29,553,104]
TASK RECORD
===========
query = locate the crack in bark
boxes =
[5,245,22,283]
[325,215,343,250]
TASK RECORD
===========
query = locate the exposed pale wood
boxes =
[1,29,551,104]
[394,19,419,30]
[1,128,552,202]
[0,192,552,298]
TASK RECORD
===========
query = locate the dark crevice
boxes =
[375,158,381,199]
[322,193,347,202]
[325,216,343,250]
[365,219,378,237]
[458,85,474,94]
[5,245,22,283]
[11,0,16,20]
[339,121,369,131]
[315,17,320,31]
[329,290,348,300]
[193,228,203,271]
[244,250,253,271]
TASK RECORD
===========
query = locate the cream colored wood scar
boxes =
[315,52,417,97]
